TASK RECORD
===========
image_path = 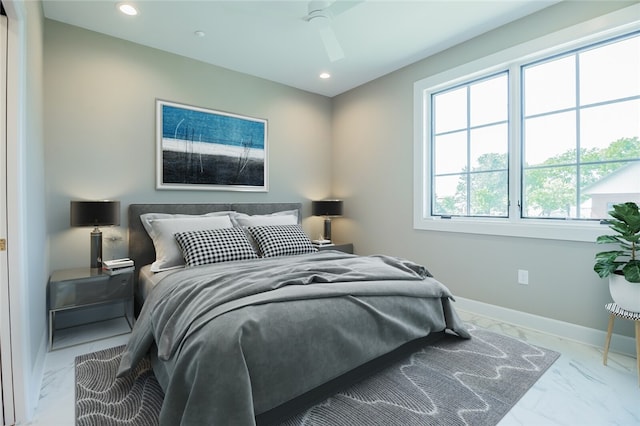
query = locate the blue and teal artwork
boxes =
[157,100,267,191]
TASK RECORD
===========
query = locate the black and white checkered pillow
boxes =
[247,225,317,258]
[174,227,258,267]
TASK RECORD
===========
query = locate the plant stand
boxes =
[603,302,640,386]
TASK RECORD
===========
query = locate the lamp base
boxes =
[324,217,332,242]
[90,227,103,269]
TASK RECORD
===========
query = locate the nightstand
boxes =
[47,268,134,350]
[317,243,354,254]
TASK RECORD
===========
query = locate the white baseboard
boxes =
[455,297,636,358]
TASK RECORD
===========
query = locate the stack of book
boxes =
[312,239,334,248]
[102,258,134,275]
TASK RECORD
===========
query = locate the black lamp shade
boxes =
[312,200,343,217]
[70,201,120,227]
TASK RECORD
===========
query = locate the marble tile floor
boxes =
[25,310,639,426]
[459,310,639,426]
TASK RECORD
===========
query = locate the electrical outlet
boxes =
[518,269,529,285]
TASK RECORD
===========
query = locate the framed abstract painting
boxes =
[156,100,268,191]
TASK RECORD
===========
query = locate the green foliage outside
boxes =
[435,136,640,218]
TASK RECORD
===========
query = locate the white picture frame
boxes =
[156,99,268,192]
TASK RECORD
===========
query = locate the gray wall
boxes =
[331,0,637,338]
[44,20,333,271]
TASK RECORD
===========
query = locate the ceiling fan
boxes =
[303,0,363,62]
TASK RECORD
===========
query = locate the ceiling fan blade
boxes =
[326,0,364,17]
[318,25,345,62]
[304,0,355,62]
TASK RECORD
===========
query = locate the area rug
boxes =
[75,325,559,426]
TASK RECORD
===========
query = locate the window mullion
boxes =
[575,53,582,219]
[466,86,472,216]
[510,64,522,221]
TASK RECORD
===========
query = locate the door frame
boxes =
[0,8,15,424]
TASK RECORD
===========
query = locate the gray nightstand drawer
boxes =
[49,273,132,310]
[48,267,135,350]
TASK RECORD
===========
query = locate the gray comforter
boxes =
[117,251,469,425]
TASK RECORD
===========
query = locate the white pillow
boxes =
[230,210,298,227]
[140,211,233,237]
[146,215,233,272]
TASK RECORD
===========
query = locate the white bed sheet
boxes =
[138,264,177,302]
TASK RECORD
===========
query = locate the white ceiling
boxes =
[42,0,560,97]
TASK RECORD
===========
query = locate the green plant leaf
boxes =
[622,260,640,283]
[594,261,620,278]
[600,237,633,251]
[608,220,631,235]
[623,235,640,244]
[594,250,625,262]
[610,202,640,233]
[596,235,619,244]
[594,202,639,281]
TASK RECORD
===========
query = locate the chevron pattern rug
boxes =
[75,325,559,426]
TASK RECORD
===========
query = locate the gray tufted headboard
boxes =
[128,202,302,274]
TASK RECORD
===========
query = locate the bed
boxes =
[117,202,470,425]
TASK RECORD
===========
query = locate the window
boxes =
[414,6,640,242]
[431,72,509,217]
[521,36,640,220]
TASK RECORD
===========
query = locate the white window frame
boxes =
[413,3,640,242]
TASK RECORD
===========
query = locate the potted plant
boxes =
[594,201,640,312]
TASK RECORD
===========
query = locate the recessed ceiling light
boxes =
[117,3,138,16]
[319,72,331,79]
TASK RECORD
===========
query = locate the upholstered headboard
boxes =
[128,202,302,272]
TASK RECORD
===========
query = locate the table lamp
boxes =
[70,200,120,269]
[312,199,343,242]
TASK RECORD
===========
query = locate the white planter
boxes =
[609,273,640,313]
